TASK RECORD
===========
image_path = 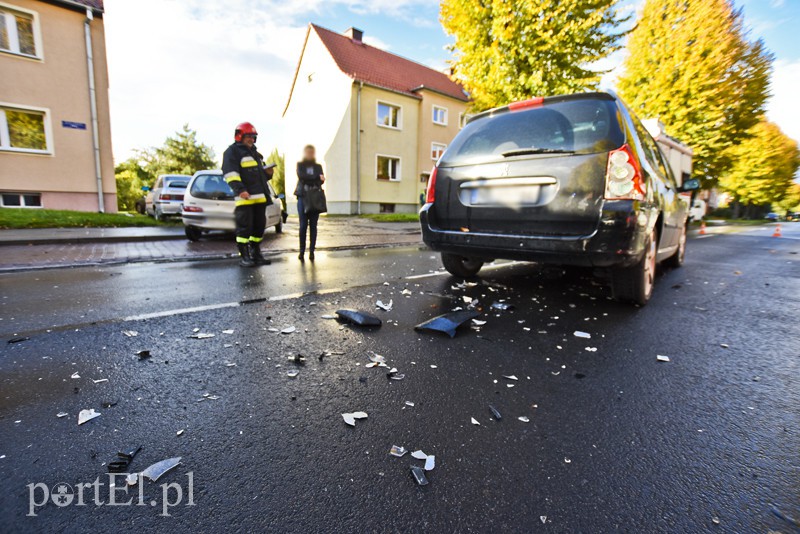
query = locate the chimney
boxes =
[344,27,363,44]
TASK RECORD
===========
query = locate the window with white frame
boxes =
[1,192,41,207]
[377,102,401,129]
[432,105,448,126]
[376,155,400,181]
[431,142,446,161]
[0,4,40,58]
[0,104,51,153]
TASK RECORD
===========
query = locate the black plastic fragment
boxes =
[414,310,480,338]
[136,350,151,360]
[108,445,142,473]
[335,309,382,327]
[410,465,429,486]
[489,404,502,421]
[7,337,30,344]
[290,354,306,366]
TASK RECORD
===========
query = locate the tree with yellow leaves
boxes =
[440,0,629,111]
[617,0,773,186]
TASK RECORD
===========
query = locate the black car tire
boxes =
[275,222,283,234]
[185,226,202,242]
[611,228,657,306]
[442,253,484,278]
[664,223,687,268]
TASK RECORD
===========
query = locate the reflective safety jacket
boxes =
[222,142,273,207]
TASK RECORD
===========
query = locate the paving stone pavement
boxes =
[0,217,423,271]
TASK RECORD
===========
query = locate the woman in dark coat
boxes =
[295,145,325,261]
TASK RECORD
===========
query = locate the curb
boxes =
[0,232,187,247]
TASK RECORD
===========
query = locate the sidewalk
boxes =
[0,217,423,272]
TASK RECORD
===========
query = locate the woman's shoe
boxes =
[298,252,305,262]
[309,251,315,262]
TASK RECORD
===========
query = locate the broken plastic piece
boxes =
[281,326,296,334]
[405,401,415,407]
[376,299,393,311]
[489,405,502,420]
[390,445,407,457]
[140,457,181,482]
[77,408,101,425]
[122,330,138,337]
[288,354,306,365]
[471,417,480,426]
[573,331,591,339]
[502,375,518,381]
[8,336,30,344]
[336,309,382,327]
[401,289,412,296]
[656,354,670,362]
[472,319,487,326]
[388,373,405,380]
[321,314,337,319]
[415,310,480,338]
[287,370,299,378]
[410,465,429,486]
[56,412,68,418]
[222,329,234,335]
[518,416,530,423]
[424,455,435,471]
[342,411,368,426]
[490,302,514,311]
[136,350,151,360]
[411,450,428,460]
[108,445,142,473]
[71,372,81,379]
[188,333,215,339]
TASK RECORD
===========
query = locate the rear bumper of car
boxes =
[154,201,183,215]
[420,201,650,268]
[181,213,236,231]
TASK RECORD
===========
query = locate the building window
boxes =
[1,192,41,208]
[379,203,395,213]
[420,172,430,184]
[0,104,51,153]
[432,105,448,126]
[376,155,401,181]
[377,102,401,129]
[0,4,40,58]
[431,142,447,161]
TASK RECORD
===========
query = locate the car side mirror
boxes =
[680,178,700,192]
[142,186,150,192]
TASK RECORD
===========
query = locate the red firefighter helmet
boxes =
[234,122,257,142]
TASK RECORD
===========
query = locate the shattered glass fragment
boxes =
[77,409,101,425]
[401,289,413,296]
[410,465,429,486]
[415,310,480,338]
[502,375,518,381]
[472,319,487,326]
[424,455,435,471]
[281,326,296,334]
[573,331,591,339]
[137,350,151,360]
[411,450,428,460]
[388,373,405,380]
[71,372,81,379]
[222,329,234,335]
[288,354,306,365]
[405,401,415,407]
[321,314,337,319]
[656,355,670,362]
[471,417,480,426]
[489,405,502,420]
[140,457,181,482]
[188,333,215,339]
[376,299,393,311]
[518,416,530,423]
[342,411,368,426]
[56,412,68,418]
[122,330,138,337]
[335,309,382,327]
[490,302,513,311]
[390,445,407,457]
[287,370,299,378]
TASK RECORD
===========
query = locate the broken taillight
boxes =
[605,144,645,200]
[425,166,438,204]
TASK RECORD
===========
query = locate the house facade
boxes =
[283,24,469,214]
[0,0,115,212]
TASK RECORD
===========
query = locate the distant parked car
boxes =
[765,212,779,222]
[420,90,699,305]
[146,174,192,221]
[134,194,147,215]
[181,170,283,241]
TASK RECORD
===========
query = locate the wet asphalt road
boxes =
[1,225,799,533]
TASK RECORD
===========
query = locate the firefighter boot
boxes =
[237,243,255,267]
[250,242,271,266]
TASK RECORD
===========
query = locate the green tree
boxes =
[266,148,285,196]
[718,121,800,218]
[617,0,773,186]
[775,183,800,216]
[114,157,150,211]
[140,124,216,178]
[440,0,629,111]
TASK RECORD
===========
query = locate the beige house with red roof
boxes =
[0,0,114,212]
[283,24,469,214]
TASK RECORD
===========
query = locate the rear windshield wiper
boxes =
[501,148,575,157]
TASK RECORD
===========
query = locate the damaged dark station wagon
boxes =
[420,91,699,305]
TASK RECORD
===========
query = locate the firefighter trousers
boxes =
[234,203,267,244]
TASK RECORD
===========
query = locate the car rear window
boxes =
[442,98,625,165]
[165,181,188,189]
[190,174,234,200]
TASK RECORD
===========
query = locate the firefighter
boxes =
[222,122,274,267]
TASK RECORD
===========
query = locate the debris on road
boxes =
[287,370,299,378]
[176,429,185,436]
[424,455,436,471]
[471,417,481,426]
[390,445,407,457]
[490,302,514,311]
[108,445,141,473]
[489,405,502,420]
[288,354,306,366]
[56,412,68,418]
[411,450,428,460]
[518,416,530,423]
[376,299,393,311]
[770,504,800,528]
[188,333,215,339]
[472,319,487,326]
[77,408,101,425]
[336,309,382,327]
[657,355,671,362]
[92,378,108,384]
[342,411,368,427]
[136,350,151,360]
[415,310,480,338]
[405,401,415,407]
[281,326,297,334]
[720,343,729,349]
[401,289,413,296]
[122,330,138,337]
[321,314,337,319]
[573,331,591,339]
[140,457,181,482]
[502,375,518,381]
[8,336,30,344]
[222,329,234,335]
[366,354,388,368]
[70,372,81,379]
[410,465,429,486]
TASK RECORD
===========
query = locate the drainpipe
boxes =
[356,81,362,215]
[84,9,104,213]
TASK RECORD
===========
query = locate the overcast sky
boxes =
[104,0,800,163]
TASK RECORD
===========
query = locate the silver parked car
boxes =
[146,174,192,221]
[181,170,283,241]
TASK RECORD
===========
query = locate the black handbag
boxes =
[304,186,327,214]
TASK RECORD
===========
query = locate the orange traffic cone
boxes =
[773,224,782,237]
[700,221,706,235]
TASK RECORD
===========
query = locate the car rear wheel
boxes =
[441,253,484,278]
[664,223,687,268]
[185,226,202,242]
[611,228,657,306]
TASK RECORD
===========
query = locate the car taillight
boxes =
[426,166,438,204]
[183,205,203,213]
[605,144,645,200]
[160,194,172,201]
[508,97,544,111]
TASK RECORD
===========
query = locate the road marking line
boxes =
[125,302,241,321]
[405,260,525,280]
